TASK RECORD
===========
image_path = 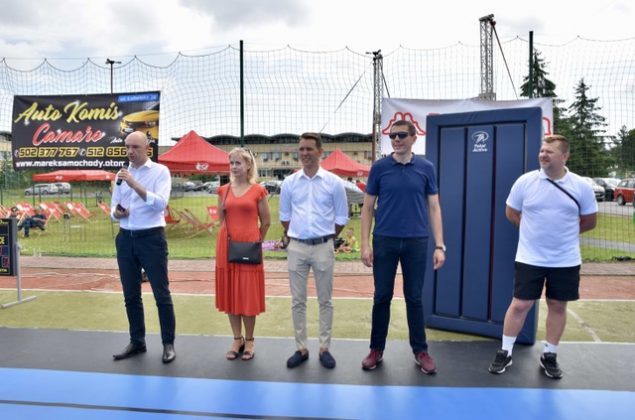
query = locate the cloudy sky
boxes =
[0,0,633,62]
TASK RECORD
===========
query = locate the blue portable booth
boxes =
[424,107,543,344]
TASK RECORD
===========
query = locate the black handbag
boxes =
[222,185,263,264]
[228,239,262,264]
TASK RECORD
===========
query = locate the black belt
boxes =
[119,227,164,238]
[290,235,333,245]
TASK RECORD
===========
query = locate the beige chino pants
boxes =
[287,239,335,351]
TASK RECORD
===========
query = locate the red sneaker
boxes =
[415,351,437,374]
[361,349,383,370]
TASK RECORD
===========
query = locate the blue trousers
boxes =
[18,218,45,237]
[370,235,429,353]
[116,228,175,345]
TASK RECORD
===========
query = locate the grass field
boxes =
[1,290,633,343]
[7,191,635,262]
[10,192,355,260]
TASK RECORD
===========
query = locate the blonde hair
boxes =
[544,134,570,154]
[228,147,258,184]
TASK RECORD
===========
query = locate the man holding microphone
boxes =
[111,131,177,364]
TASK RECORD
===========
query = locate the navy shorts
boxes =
[513,262,580,301]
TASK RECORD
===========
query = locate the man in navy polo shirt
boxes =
[360,119,446,374]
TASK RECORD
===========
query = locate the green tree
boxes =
[520,50,557,98]
[519,49,568,135]
[612,126,635,176]
[565,79,610,176]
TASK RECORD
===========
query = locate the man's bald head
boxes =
[125,131,150,166]
[126,131,149,145]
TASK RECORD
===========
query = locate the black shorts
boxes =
[513,262,580,301]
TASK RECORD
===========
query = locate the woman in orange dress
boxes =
[216,148,271,361]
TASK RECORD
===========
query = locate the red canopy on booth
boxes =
[321,149,370,177]
[32,170,116,182]
[159,130,230,174]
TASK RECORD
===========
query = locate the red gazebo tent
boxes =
[32,170,116,182]
[159,130,230,174]
[321,149,370,178]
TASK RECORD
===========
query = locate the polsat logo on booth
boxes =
[195,162,209,171]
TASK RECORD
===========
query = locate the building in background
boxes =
[0,131,11,156]
[164,133,372,180]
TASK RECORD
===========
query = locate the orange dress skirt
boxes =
[215,183,267,316]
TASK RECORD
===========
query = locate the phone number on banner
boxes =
[16,147,154,158]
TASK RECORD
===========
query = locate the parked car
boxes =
[54,182,72,194]
[593,178,619,201]
[204,180,220,194]
[341,178,364,205]
[260,180,282,194]
[183,180,205,192]
[581,177,605,201]
[24,183,59,195]
[614,178,635,206]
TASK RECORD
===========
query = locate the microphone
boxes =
[116,162,129,185]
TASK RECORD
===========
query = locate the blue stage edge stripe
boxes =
[0,368,634,420]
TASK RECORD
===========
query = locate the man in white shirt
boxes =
[489,134,597,379]
[111,131,176,364]
[280,133,349,369]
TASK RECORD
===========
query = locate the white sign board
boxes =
[381,98,553,155]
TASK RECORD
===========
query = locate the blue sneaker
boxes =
[286,350,309,368]
[319,351,336,369]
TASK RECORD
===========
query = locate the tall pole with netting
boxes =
[479,14,496,100]
[239,40,245,147]
[105,58,121,95]
[371,50,383,162]
[528,31,534,98]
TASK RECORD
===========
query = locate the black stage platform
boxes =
[0,328,633,419]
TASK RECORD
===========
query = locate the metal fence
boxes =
[1,38,634,260]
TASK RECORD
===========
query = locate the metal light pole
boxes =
[528,31,534,98]
[105,58,121,94]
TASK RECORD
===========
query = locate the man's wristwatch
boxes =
[435,244,446,252]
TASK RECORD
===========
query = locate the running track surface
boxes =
[0,328,633,419]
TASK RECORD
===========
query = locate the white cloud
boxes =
[0,0,632,60]
[180,0,308,29]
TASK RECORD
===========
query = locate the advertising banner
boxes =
[381,98,553,155]
[11,92,160,170]
[0,218,17,276]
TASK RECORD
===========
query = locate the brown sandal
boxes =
[226,336,245,360]
[241,337,255,361]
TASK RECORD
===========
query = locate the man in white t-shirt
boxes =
[488,134,598,379]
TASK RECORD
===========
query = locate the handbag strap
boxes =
[221,184,262,241]
[545,178,580,213]
[221,185,233,240]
